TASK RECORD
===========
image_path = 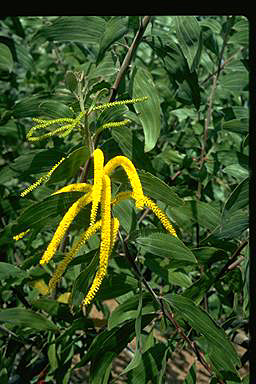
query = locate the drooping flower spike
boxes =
[14,147,177,307]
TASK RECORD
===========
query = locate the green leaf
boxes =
[108,292,158,330]
[144,257,192,287]
[13,95,45,118]
[14,191,85,234]
[128,343,168,384]
[136,232,197,267]
[113,198,136,234]
[192,247,228,266]
[184,363,197,384]
[164,294,240,372]
[223,177,249,215]
[76,314,155,368]
[71,251,99,306]
[48,146,90,184]
[10,148,65,176]
[39,100,74,119]
[138,170,183,207]
[0,308,58,332]
[132,66,161,152]
[97,16,128,62]
[0,43,13,72]
[33,16,106,48]
[119,286,143,376]
[96,272,138,302]
[174,16,201,71]
[222,119,248,135]
[0,262,27,281]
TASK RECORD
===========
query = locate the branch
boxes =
[118,231,224,383]
[109,16,151,102]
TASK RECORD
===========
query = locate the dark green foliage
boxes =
[0,16,249,383]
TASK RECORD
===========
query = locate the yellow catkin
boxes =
[13,229,30,241]
[40,192,92,265]
[90,148,104,225]
[112,191,177,237]
[27,112,85,142]
[48,220,102,291]
[143,196,177,237]
[101,119,130,129]
[104,156,144,209]
[82,174,112,306]
[92,96,148,112]
[52,183,92,195]
[21,157,66,197]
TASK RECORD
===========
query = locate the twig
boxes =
[197,16,235,200]
[213,239,248,284]
[119,231,224,383]
[109,16,151,102]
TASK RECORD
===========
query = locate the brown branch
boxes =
[109,16,151,102]
[119,231,224,383]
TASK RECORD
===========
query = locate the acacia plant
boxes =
[0,16,249,383]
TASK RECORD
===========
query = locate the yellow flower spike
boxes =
[52,183,92,195]
[82,218,119,307]
[101,119,130,129]
[48,220,102,291]
[82,174,112,307]
[112,191,177,237]
[142,196,177,237]
[21,157,66,197]
[92,96,148,112]
[104,155,144,209]
[40,192,93,265]
[27,112,85,142]
[90,148,104,225]
[13,229,30,241]
[99,174,112,268]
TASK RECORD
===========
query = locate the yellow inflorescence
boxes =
[48,220,102,291]
[52,183,92,195]
[101,119,130,129]
[143,196,177,237]
[40,192,92,265]
[90,148,104,226]
[18,138,178,307]
[27,112,85,142]
[21,157,66,197]
[92,96,148,112]
[13,229,30,241]
[104,155,145,209]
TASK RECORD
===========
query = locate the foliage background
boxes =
[0,15,249,384]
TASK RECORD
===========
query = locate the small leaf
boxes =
[0,308,58,332]
[132,66,161,152]
[0,43,13,72]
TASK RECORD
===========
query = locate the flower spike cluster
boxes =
[26,96,148,142]
[14,147,177,307]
